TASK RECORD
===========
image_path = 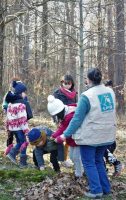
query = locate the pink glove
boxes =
[51,133,57,139]
[20,142,29,152]
[23,128,30,134]
[55,135,66,144]
[4,144,13,155]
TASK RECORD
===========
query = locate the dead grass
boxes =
[0,114,126,199]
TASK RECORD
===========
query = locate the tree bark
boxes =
[78,0,84,96]
[0,0,4,93]
[107,3,114,83]
[115,0,125,114]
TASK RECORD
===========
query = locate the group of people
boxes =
[2,68,123,199]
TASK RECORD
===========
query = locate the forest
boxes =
[0,0,126,200]
[0,0,126,114]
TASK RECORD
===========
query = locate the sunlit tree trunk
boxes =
[115,0,125,114]
[0,0,4,93]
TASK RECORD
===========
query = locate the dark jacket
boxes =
[54,88,77,105]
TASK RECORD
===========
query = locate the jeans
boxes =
[12,130,27,155]
[80,145,111,194]
[33,148,60,171]
[69,146,83,177]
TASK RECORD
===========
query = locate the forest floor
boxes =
[0,113,126,200]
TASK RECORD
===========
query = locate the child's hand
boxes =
[51,133,57,139]
[55,135,66,143]
[50,137,55,140]
[20,142,29,152]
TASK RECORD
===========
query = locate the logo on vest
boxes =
[98,93,114,112]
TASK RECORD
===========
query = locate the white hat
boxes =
[47,95,65,116]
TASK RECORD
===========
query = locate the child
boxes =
[47,95,83,179]
[54,74,77,167]
[2,78,32,155]
[104,80,123,176]
[5,81,32,167]
[2,77,21,152]
[27,126,60,172]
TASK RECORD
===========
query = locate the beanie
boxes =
[12,80,27,95]
[28,128,42,146]
[47,95,65,116]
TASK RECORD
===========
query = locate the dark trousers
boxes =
[104,141,116,161]
[7,130,14,146]
[33,149,60,172]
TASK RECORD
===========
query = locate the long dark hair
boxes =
[53,108,65,123]
[61,75,75,90]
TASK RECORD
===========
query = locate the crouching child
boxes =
[27,126,60,172]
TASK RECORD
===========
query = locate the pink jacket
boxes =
[52,104,77,147]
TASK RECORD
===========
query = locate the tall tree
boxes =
[107,2,114,82]
[78,0,84,96]
[97,0,103,70]
[115,0,125,114]
[0,0,4,93]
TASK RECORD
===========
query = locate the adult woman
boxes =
[57,68,116,199]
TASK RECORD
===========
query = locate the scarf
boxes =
[60,87,76,99]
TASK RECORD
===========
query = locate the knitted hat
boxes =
[12,80,27,95]
[28,128,42,146]
[47,95,65,116]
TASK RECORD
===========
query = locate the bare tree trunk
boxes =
[115,0,125,114]
[0,0,4,93]
[107,3,114,82]
[97,0,103,70]
[22,11,30,83]
[42,0,48,66]
[61,10,66,74]
[78,0,84,96]
[18,0,23,77]
[34,9,38,70]
[69,2,76,80]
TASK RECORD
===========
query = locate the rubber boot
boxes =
[19,154,27,168]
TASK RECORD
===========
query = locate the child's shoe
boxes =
[19,154,27,168]
[7,153,17,165]
[113,161,124,176]
[6,147,19,165]
[62,159,73,168]
[39,165,45,171]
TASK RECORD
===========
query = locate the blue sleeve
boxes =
[35,147,44,167]
[64,95,90,138]
[25,101,33,120]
